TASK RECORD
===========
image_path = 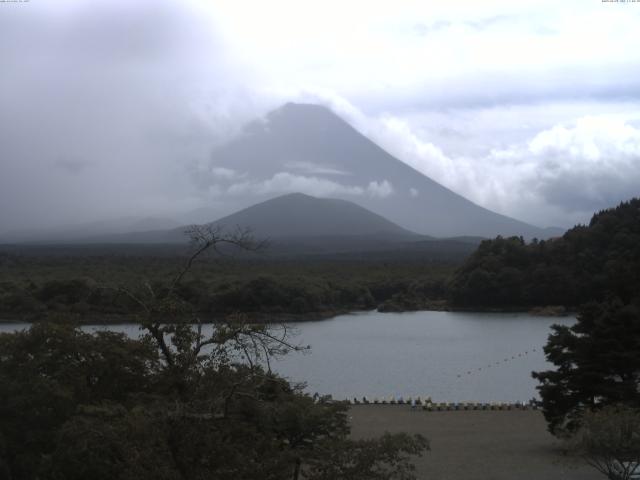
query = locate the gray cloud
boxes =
[220,173,394,200]
[209,167,246,181]
[1,0,639,233]
[225,173,365,197]
[414,14,518,36]
[284,161,351,176]
[0,0,277,232]
[354,64,640,113]
[366,180,394,199]
[364,108,640,226]
[526,117,640,213]
[53,158,92,174]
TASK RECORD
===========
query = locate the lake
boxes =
[0,310,572,403]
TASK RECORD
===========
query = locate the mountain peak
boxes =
[277,102,334,115]
[274,192,314,200]
[265,102,346,129]
[212,193,417,239]
[211,103,560,239]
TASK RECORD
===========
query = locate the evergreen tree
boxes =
[533,299,640,434]
[450,198,640,308]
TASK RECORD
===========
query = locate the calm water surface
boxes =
[0,310,573,403]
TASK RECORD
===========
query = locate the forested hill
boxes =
[449,198,640,308]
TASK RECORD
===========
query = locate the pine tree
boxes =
[533,299,640,434]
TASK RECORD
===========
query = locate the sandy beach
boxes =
[349,406,602,480]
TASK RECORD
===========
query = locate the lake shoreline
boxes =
[1,311,574,402]
[0,304,574,325]
[0,309,357,325]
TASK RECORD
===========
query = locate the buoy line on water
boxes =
[335,395,539,411]
[455,347,540,379]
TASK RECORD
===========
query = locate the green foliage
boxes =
[0,323,160,479]
[304,433,429,480]
[0,321,428,480]
[450,198,640,308]
[532,300,640,435]
[0,225,432,479]
[0,252,454,320]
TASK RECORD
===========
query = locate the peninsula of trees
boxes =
[449,198,640,309]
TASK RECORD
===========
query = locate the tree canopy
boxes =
[532,300,640,435]
[449,198,640,308]
[0,226,428,480]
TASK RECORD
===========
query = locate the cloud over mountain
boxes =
[324,97,640,227]
[1,0,638,233]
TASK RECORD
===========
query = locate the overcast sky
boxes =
[1,0,639,233]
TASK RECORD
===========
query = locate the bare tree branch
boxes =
[169,224,267,293]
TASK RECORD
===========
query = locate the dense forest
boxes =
[449,198,640,309]
[2,201,640,478]
[3,199,640,321]
[0,251,453,322]
[0,229,429,479]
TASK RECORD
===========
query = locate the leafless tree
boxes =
[113,224,304,376]
[569,405,640,480]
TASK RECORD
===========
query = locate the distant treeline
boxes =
[0,254,454,321]
[6,199,639,320]
[449,198,640,308]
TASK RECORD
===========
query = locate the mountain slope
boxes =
[80,193,424,249]
[207,103,561,239]
[211,192,418,239]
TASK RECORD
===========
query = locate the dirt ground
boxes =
[349,405,602,480]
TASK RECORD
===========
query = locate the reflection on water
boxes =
[0,310,573,402]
